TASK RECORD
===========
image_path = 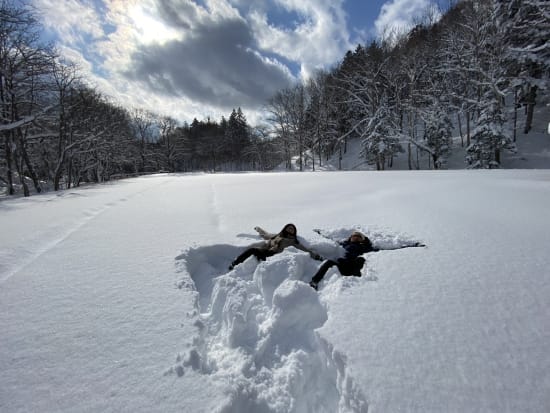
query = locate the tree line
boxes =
[1,0,549,196]
[1,2,289,196]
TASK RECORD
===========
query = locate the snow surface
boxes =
[1,171,550,412]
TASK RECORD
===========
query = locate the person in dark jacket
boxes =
[229,223,321,270]
[309,231,375,290]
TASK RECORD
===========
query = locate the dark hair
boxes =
[280,223,297,239]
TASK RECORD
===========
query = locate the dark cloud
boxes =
[154,0,196,30]
[124,13,293,110]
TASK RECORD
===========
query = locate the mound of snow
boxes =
[175,240,371,413]
[172,226,423,412]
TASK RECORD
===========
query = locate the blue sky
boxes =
[32,0,447,123]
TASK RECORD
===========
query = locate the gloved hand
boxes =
[312,253,323,261]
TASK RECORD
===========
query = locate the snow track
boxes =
[0,177,176,284]
[174,243,370,413]
[0,197,122,283]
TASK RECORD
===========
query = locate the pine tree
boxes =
[225,108,249,170]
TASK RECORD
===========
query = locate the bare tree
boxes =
[496,0,550,134]
[158,115,178,172]
[266,89,295,170]
[1,1,55,195]
[130,108,155,172]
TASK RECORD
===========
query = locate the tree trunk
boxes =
[19,171,30,197]
[298,135,303,171]
[12,141,30,196]
[317,139,322,168]
[18,130,42,193]
[53,149,67,191]
[4,135,15,195]
[457,113,464,147]
[524,85,537,134]
[513,88,519,142]
[466,111,471,147]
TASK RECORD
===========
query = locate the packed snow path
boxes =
[1,171,550,412]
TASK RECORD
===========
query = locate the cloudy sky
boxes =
[33,0,445,124]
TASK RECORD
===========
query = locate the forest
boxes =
[1,0,549,196]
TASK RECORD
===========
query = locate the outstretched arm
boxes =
[254,226,275,240]
[376,242,425,250]
[294,243,323,260]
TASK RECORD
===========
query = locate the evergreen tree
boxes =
[225,108,249,169]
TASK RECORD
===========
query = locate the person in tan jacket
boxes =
[229,223,322,270]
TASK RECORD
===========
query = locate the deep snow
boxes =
[1,170,550,412]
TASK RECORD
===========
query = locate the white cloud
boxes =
[374,0,439,39]
[34,0,104,44]
[33,0,354,124]
[96,0,295,122]
[248,0,352,79]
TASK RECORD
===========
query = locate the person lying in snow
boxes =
[309,231,375,290]
[229,223,322,270]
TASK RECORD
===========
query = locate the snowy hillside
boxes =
[1,170,549,412]
[280,103,550,172]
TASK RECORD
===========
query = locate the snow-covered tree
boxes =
[0,1,55,195]
[303,70,340,170]
[336,42,398,169]
[496,0,550,134]
[421,101,453,169]
[466,93,516,168]
[360,98,403,170]
[395,26,440,169]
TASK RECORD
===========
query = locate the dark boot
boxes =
[230,248,257,270]
[311,260,337,285]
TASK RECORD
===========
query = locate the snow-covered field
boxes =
[1,170,549,412]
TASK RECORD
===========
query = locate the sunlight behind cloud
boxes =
[32,0,354,124]
[129,5,182,45]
